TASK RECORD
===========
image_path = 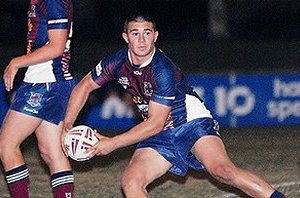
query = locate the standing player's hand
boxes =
[61,122,73,157]
[86,132,116,158]
[3,58,19,91]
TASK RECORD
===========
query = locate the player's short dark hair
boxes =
[123,11,157,33]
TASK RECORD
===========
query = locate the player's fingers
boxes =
[61,126,71,157]
[93,131,103,140]
[3,68,16,91]
[3,76,12,91]
[85,143,95,154]
[61,138,69,157]
[62,143,68,157]
[86,141,99,154]
[87,148,97,159]
[63,123,72,133]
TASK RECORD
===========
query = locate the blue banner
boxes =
[80,98,138,131]
[189,72,300,127]
[0,82,10,125]
[1,72,299,129]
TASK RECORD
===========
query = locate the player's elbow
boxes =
[153,124,164,134]
[73,81,92,97]
[53,46,66,57]
[147,118,165,134]
[46,41,67,58]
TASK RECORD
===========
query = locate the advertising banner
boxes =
[79,93,138,131]
[189,72,300,127]
[0,72,299,129]
[0,82,10,126]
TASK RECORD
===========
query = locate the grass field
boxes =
[0,126,299,198]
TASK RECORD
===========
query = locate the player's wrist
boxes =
[111,136,122,150]
[63,121,73,132]
[10,55,27,69]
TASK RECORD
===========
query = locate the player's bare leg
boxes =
[121,148,172,198]
[192,135,276,198]
[35,121,71,173]
[0,110,42,197]
[35,120,74,197]
[0,110,41,169]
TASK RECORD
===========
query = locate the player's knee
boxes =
[209,164,236,184]
[121,174,139,192]
[39,150,51,165]
[38,145,55,165]
[0,144,6,160]
[121,172,146,194]
[39,144,69,169]
[0,140,19,161]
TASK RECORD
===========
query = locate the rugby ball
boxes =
[64,125,99,161]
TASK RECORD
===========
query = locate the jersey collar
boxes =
[128,48,156,68]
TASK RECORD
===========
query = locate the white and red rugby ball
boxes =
[64,125,99,161]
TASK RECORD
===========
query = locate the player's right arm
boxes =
[61,72,100,153]
[63,72,99,129]
[3,29,68,91]
[63,54,115,131]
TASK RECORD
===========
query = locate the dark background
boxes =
[1,0,300,76]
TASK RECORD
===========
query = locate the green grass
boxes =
[1,126,299,197]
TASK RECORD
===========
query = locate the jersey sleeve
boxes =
[90,58,115,87]
[151,65,176,107]
[45,0,71,30]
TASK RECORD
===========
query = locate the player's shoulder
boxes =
[152,48,176,73]
[101,47,128,67]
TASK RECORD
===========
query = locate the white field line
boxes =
[273,181,300,188]
[219,181,300,198]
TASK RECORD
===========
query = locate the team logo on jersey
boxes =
[144,82,153,96]
[95,61,103,76]
[137,104,149,114]
[213,120,220,132]
[118,77,130,89]
[27,92,42,107]
[28,5,37,18]
[133,71,142,76]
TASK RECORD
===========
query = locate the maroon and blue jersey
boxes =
[91,47,212,130]
[24,0,73,83]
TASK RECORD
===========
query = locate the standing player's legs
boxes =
[34,80,76,197]
[0,110,42,198]
[121,148,172,198]
[192,135,278,198]
[35,120,74,197]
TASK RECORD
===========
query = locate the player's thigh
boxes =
[35,121,71,172]
[35,120,63,155]
[0,110,42,148]
[123,147,172,184]
[192,135,234,169]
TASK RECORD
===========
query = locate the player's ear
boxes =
[154,31,159,43]
[122,32,129,43]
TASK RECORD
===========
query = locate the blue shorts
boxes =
[137,118,221,176]
[10,80,76,125]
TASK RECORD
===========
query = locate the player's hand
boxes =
[3,58,20,91]
[61,122,73,157]
[86,132,117,158]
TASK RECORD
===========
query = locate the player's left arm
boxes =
[3,29,68,91]
[89,100,171,157]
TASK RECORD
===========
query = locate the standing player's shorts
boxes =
[10,80,76,125]
[137,117,221,176]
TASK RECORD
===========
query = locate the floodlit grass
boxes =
[0,126,299,197]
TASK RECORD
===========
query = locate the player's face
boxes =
[122,21,158,65]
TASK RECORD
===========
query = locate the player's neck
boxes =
[128,48,155,67]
